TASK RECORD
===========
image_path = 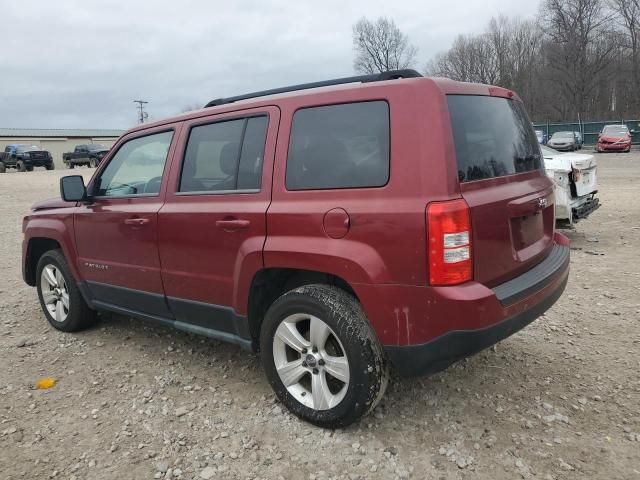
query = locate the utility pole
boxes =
[133,99,149,124]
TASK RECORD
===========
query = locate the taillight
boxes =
[427,199,472,285]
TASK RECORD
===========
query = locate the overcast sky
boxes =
[0,0,539,130]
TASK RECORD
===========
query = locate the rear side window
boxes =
[447,95,542,182]
[286,101,389,190]
[179,116,268,193]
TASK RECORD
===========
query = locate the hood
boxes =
[543,151,596,173]
[548,138,573,144]
[599,135,630,142]
[32,197,76,211]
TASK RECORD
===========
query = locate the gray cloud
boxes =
[0,0,539,129]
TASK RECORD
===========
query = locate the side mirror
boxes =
[60,175,87,202]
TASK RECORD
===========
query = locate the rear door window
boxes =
[179,116,268,193]
[286,101,389,190]
[447,95,542,182]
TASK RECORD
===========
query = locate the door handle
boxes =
[124,217,150,226]
[215,219,250,231]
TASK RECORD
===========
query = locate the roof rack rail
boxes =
[204,69,423,108]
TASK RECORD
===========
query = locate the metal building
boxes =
[0,128,123,168]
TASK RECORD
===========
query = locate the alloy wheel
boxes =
[272,313,350,410]
[40,264,70,323]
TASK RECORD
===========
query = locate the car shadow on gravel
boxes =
[94,309,556,430]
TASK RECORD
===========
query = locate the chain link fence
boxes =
[533,120,640,146]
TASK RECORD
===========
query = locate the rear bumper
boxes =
[385,274,567,376]
[572,196,600,220]
[358,236,570,377]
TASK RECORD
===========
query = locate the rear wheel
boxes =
[0,161,5,173]
[36,250,97,332]
[45,162,55,170]
[89,157,97,168]
[17,160,26,172]
[26,165,34,172]
[260,284,389,428]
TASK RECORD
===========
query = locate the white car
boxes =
[541,145,600,224]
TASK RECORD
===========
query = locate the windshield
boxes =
[87,144,107,151]
[447,95,542,182]
[602,125,628,135]
[552,132,573,139]
[16,145,40,153]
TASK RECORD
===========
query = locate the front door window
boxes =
[96,131,173,197]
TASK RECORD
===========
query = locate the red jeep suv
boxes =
[22,70,569,427]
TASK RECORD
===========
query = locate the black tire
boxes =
[68,162,74,169]
[26,165,34,172]
[89,157,97,168]
[45,163,55,170]
[0,161,5,173]
[36,250,97,332]
[17,160,26,172]
[260,284,389,428]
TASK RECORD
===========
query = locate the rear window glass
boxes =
[286,101,389,190]
[447,95,542,182]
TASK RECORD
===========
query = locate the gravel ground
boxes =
[1,154,639,480]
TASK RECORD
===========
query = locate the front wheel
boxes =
[260,284,389,428]
[89,157,97,168]
[0,161,5,173]
[36,250,97,332]
[45,162,55,170]
[26,165,34,172]
[17,160,26,172]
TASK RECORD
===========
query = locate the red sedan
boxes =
[596,124,633,153]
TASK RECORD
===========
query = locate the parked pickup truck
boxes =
[0,144,55,172]
[63,144,110,168]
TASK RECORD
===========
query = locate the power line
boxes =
[133,99,149,124]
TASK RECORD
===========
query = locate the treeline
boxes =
[425,0,639,122]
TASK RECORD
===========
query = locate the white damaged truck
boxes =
[541,145,600,224]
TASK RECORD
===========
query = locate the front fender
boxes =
[23,214,79,282]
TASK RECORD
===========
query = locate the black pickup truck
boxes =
[63,144,109,168]
[0,144,55,172]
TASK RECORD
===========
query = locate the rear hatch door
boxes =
[447,94,555,287]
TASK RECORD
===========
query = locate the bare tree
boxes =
[541,0,617,119]
[425,1,636,121]
[610,0,640,109]
[352,17,417,74]
[426,34,499,84]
